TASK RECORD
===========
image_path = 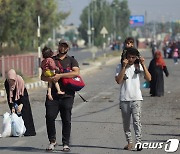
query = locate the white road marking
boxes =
[72,87,115,113]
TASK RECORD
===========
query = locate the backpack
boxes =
[55,57,85,91]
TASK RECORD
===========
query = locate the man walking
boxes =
[41,39,80,152]
[115,47,151,151]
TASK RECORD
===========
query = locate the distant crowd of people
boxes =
[161,40,180,66]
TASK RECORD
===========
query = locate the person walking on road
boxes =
[41,39,80,152]
[172,48,179,64]
[4,69,36,136]
[151,40,157,57]
[41,46,65,101]
[148,50,169,97]
[115,47,151,151]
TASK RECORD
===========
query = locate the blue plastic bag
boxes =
[142,81,150,88]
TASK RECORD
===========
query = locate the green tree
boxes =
[115,0,130,39]
[79,0,113,46]
[32,0,69,47]
[0,0,69,54]
[0,0,11,44]
[78,0,130,46]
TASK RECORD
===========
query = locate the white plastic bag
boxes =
[1,112,12,137]
[11,113,26,137]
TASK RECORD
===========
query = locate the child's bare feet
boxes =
[57,91,65,95]
[47,94,53,100]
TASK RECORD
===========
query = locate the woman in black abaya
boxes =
[4,69,36,136]
[148,51,169,97]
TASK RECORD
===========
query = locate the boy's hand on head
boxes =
[139,57,145,65]
[123,59,128,67]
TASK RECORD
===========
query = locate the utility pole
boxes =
[145,10,148,38]
[112,2,117,41]
[53,28,56,51]
[114,9,116,40]
[153,21,156,40]
[94,0,97,12]
[88,5,91,47]
[91,0,95,46]
[37,16,41,78]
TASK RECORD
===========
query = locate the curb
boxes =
[0,81,47,98]
[25,81,47,90]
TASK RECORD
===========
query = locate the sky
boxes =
[58,0,180,26]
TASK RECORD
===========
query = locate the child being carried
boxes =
[41,47,65,100]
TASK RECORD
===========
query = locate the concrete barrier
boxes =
[34,82,38,88]
[25,84,30,89]
[0,90,5,97]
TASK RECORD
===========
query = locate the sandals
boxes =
[46,142,57,151]
[62,145,71,152]
[124,143,133,150]
[46,142,70,152]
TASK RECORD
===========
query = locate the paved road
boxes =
[0,49,179,154]
[68,47,113,63]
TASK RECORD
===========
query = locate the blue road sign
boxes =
[129,15,144,27]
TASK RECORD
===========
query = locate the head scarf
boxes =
[154,51,166,68]
[7,69,25,103]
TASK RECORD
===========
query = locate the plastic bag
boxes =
[1,112,12,137]
[142,81,150,88]
[11,113,26,137]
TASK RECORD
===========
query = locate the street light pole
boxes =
[113,8,116,40]
[93,0,97,12]
[88,5,91,47]
[37,15,41,78]
[91,0,95,46]
[52,28,56,51]
[112,1,118,41]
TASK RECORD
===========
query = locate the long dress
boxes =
[148,59,169,96]
[4,80,36,136]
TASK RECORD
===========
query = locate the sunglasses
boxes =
[126,41,133,44]
[59,43,68,47]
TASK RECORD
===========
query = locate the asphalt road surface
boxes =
[0,49,179,154]
[68,47,113,63]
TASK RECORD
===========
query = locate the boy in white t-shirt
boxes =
[115,47,151,151]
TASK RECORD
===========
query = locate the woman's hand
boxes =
[12,107,15,113]
[17,104,23,113]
